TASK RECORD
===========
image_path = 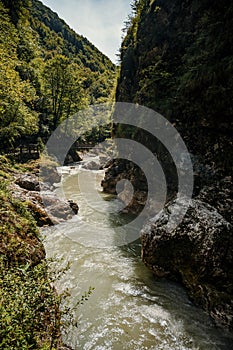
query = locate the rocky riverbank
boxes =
[0,156,78,349]
[11,165,79,227]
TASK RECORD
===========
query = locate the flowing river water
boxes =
[42,157,233,350]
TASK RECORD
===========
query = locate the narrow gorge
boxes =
[0,0,233,349]
[102,0,233,331]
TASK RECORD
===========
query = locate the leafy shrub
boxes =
[0,174,61,349]
[0,259,61,350]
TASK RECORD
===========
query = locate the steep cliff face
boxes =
[117,0,233,171]
[102,0,233,329]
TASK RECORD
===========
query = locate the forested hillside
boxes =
[0,0,116,150]
[0,1,116,347]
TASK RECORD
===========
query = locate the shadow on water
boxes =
[127,247,233,350]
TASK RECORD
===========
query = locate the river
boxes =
[42,156,233,350]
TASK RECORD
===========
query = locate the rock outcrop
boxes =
[101,159,148,214]
[82,160,100,171]
[64,149,83,165]
[13,174,79,226]
[16,174,41,191]
[141,197,233,329]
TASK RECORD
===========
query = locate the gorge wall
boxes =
[102,0,233,329]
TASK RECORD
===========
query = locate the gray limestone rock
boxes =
[141,197,233,329]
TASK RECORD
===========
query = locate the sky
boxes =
[41,0,132,63]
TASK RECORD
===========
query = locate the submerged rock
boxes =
[141,197,233,329]
[68,200,79,214]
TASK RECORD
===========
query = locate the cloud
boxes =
[41,0,132,62]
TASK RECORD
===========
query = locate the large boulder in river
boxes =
[141,197,233,329]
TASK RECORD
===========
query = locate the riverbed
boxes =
[42,157,233,350]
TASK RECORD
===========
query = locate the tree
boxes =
[2,0,31,25]
[43,55,87,129]
[0,2,38,149]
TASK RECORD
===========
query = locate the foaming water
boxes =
[42,160,233,350]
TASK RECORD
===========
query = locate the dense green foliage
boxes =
[0,157,95,348]
[0,261,61,349]
[116,0,233,173]
[0,157,61,349]
[0,1,38,149]
[0,1,112,345]
[0,0,116,150]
